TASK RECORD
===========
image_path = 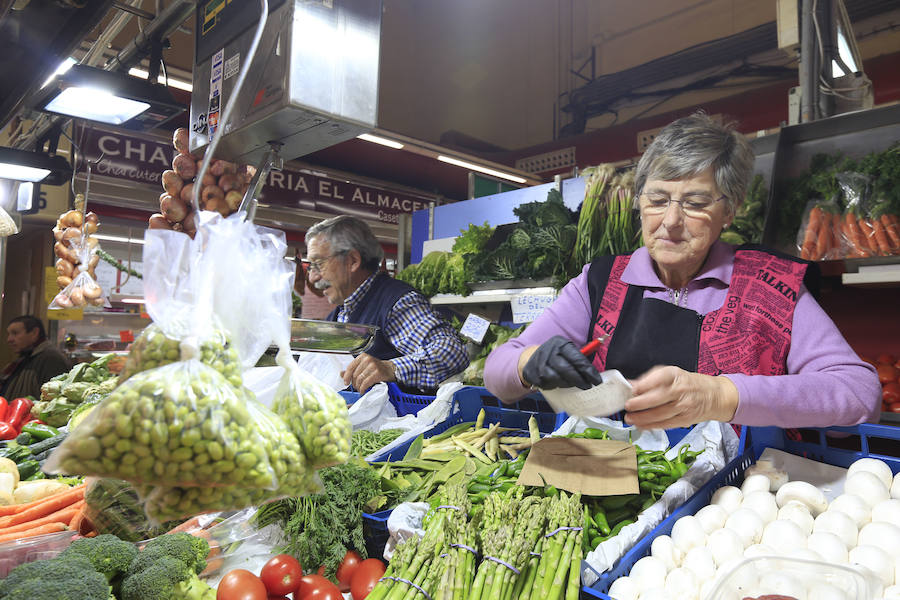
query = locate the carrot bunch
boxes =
[841,212,900,258]
[0,484,87,543]
[799,205,841,260]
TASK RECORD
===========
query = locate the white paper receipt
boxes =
[541,370,633,417]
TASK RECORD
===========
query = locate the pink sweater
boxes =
[483,242,881,428]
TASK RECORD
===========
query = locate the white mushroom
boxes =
[650,535,682,571]
[761,519,808,551]
[849,544,894,588]
[847,457,894,490]
[813,510,858,549]
[671,515,706,554]
[827,493,872,528]
[775,481,828,516]
[695,504,729,534]
[806,531,849,564]
[707,528,744,567]
[857,521,900,558]
[724,507,765,547]
[742,490,779,523]
[711,486,743,514]
[629,556,667,593]
[871,498,900,527]
[844,472,890,509]
[778,500,815,535]
[741,473,773,496]
[743,459,789,492]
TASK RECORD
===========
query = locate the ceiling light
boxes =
[120,297,147,304]
[0,146,72,184]
[92,234,145,245]
[357,133,404,149]
[436,155,527,184]
[128,67,193,92]
[42,57,76,89]
[33,64,186,130]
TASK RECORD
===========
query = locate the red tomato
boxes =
[268,597,290,600]
[217,569,268,600]
[876,363,900,385]
[336,550,362,588]
[883,382,900,405]
[316,565,325,577]
[350,558,386,600]
[296,574,343,600]
[876,353,896,365]
[259,554,302,596]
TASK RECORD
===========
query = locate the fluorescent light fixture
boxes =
[0,146,72,185]
[34,64,186,131]
[92,234,145,245]
[128,67,193,92]
[42,57,76,89]
[120,298,147,304]
[357,133,404,149]
[16,182,34,211]
[0,164,50,183]
[436,155,527,184]
[45,87,151,125]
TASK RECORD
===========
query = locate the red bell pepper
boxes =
[0,422,16,440]
[0,397,7,422]
[7,397,34,431]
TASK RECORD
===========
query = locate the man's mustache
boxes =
[314,279,331,290]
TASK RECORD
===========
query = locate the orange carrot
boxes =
[801,206,822,259]
[870,218,892,255]
[166,516,202,534]
[882,214,900,251]
[830,213,844,258]
[814,211,832,259]
[0,507,80,535]
[844,213,871,257]
[858,217,880,255]
[0,486,85,528]
[0,522,68,544]
[0,484,87,517]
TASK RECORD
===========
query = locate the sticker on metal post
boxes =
[208,48,224,137]
[459,313,491,344]
[510,294,555,324]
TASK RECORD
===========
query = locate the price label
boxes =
[459,313,491,344]
[510,294,555,324]
[47,308,84,321]
[119,330,135,343]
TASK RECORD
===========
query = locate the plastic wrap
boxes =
[84,478,184,542]
[796,200,842,261]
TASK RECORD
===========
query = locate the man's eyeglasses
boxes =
[640,192,725,218]
[307,252,345,274]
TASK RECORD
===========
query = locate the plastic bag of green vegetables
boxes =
[44,358,281,489]
[84,477,185,542]
[118,323,242,387]
[135,399,322,522]
[271,349,351,470]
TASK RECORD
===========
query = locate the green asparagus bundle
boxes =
[523,491,584,600]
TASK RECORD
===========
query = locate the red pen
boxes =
[579,334,610,356]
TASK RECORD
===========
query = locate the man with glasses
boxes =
[483,112,880,430]
[305,215,468,393]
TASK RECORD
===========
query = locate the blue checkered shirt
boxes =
[337,273,468,389]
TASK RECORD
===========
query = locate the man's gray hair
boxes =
[634,112,755,214]
[306,215,384,271]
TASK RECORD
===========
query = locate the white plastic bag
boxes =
[296,351,353,391]
[348,383,397,431]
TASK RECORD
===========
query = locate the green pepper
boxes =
[593,507,611,536]
[470,490,489,504]
[605,506,633,526]
[608,518,634,537]
[638,462,670,475]
[600,494,640,510]
[21,423,60,441]
[640,479,670,494]
[544,485,559,498]
[469,482,491,493]
[641,495,658,511]
[590,535,605,549]
[583,427,608,440]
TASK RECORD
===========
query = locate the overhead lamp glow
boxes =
[42,57,76,89]
[34,64,186,131]
[45,87,150,125]
[92,234,145,245]
[436,155,527,184]
[128,67,193,92]
[357,133,404,149]
[120,298,147,304]
[0,147,72,185]
[0,164,51,183]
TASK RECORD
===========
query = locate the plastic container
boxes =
[583,423,900,599]
[339,390,361,406]
[704,555,878,600]
[0,530,79,578]
[386,382,435,416]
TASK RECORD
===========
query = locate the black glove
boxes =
[522,336,604,390]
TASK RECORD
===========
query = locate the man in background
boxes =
[1,315,70,399]
[305,215,468,393]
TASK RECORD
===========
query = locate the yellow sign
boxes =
[47,308,84,321]
[44,267,58,303]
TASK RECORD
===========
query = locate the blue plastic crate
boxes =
[362,509,392,559]
[583,423,900,598]
[340,390,361,406]
[368,385,566,462]
[387,382,435,416]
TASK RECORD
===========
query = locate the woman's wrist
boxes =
[715,375,740,422]
[517,346,539,388]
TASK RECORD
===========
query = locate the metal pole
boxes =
[800,0,817,123]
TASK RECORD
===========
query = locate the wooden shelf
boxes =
[430,286,557,305]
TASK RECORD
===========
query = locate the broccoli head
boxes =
[120,555,215,600]
[128,531,210,576]
[0,554,112,600]
[61,533,139,582]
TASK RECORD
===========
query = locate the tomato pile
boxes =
[216,552,386,600]
[865,353,900,413]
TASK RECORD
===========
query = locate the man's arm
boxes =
[384,292,469,390]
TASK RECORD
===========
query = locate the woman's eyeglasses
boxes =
[640,192,725,218]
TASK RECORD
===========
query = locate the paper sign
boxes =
[510,294,555,324]
[119,330,135,343]
[47,308,84,321]
[459,313,491,343]
[44,267,58,303]
[517,438,639,497]
[541,370,633,417]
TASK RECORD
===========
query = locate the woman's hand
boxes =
[518,336,604,390]
[625,365,739,429]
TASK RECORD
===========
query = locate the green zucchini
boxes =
[27,433,67,456]
[17,460,41,480]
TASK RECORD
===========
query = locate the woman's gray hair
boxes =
[634,112,755,214]
[306,215,384,271]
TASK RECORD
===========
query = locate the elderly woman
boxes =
[483,113,880,429]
